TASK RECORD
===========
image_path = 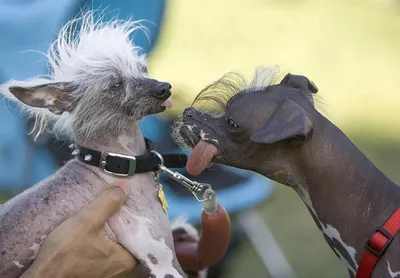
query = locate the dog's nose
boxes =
[152,82,172,99]
[183,107,195,117]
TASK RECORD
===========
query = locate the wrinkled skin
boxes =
[177,72,400,277]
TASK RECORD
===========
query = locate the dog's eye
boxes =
[110,80,123,90]
[140,65,148,74]
[227,118,239,131]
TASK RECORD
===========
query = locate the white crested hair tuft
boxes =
[46,9,149,82]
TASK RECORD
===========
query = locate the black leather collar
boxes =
[74,138,187,177]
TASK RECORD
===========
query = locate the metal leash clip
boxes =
[151,151,216,208]
[158,164,212,203]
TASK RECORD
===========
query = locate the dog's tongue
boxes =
[161,99,172,108]
[187,140,218,176]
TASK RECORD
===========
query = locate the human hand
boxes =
[21,184,137,278]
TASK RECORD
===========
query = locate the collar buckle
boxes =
[99,151,137,177]
[364,226,394,257]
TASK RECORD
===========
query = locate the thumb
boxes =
[79,182,130,230]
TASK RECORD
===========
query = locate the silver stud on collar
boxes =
[71,149,79,156]
[84,154,92,162]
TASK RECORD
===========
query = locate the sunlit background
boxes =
[1,0,400,277]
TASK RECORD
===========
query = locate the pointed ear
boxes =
[8,82,74,115]
[280,73,318,94]
[250,98,313,145]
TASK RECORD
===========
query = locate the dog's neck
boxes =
[288,115,400,275]
[74,122,154,186]
[76,122,147,156]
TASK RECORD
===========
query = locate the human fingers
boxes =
[78,183,130,230]
[109,243,139,277]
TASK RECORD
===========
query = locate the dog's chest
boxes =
[99,172,184,277]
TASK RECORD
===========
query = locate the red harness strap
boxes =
[356,208,400,278]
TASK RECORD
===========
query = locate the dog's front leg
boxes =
[107,203,186,278]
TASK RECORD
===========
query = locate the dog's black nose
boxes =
[152,82,172,99]
[183,107,195,117]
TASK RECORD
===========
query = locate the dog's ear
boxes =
[250,98,313,145]
[280,73,318,94]
[8,82,74,114]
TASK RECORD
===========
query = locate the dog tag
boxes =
[157,184,168,214]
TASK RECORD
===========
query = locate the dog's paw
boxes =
[171,216,199,242]
[170,216,207,278]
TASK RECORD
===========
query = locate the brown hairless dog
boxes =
[173,66,400,278]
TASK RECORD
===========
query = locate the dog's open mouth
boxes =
[148,97,173,115]
[160,98,172,109]
[125,97,172,117]
[179,124,219,176]
[156,97,173,113]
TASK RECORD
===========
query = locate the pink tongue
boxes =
[187,140,218,176]
[161,99,172,108]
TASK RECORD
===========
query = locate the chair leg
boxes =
[237,210,297,278]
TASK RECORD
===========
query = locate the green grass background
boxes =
[2,0,400,277]
[147,0,400,277]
